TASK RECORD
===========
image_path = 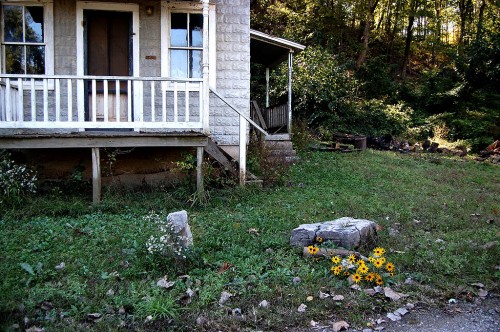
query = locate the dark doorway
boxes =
[84,10,132,122]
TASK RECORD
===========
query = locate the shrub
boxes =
[0,151,37,205]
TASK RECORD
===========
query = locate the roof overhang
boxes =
[250,29,306,68]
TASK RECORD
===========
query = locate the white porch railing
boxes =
[0,74,205,130]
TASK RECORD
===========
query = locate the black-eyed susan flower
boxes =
[316,236,323,243]
[352,273,362,284]
[385,262,395,272]
[374,258,384,268]
[379,257,386,264]
[333,265,343,275]
[344,271,350,276]
[307,245,319,255]
[331,256,341,264]
[365,272,375,282]
[356,259,366,266]
[373,247,386,257]
[348,254,356,264]
[368,256,375,263]
[357,265,369,275]
[375,277,384,286]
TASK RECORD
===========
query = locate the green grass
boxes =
[1,150,499,331]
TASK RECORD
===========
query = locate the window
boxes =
[1,1,53,76]
[161,1,216,87]
[170,13,203,79]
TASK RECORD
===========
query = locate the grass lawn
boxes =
[1,150,499,331]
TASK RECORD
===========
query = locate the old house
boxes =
[0,0,304,202]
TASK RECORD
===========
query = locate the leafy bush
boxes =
[0,151,37,205]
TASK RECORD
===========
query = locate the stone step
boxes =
[268,149,297,156]
[265,134,292,141]
[264,140,294,150]
[245,179,263,187]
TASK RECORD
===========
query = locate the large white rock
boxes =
[167,210,193,248]
[290,217,377,249]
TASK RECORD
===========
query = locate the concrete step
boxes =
[268,149,297,156]
[264,140,294,150]
[265,134,292,141]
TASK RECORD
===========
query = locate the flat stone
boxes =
[290,217,377,249]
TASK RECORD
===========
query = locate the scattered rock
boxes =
[423,140,431,150]
[310,320,319,327]
[290,217,377,249]
[196,316,206,326]
[395,307,409,316]
[363,329,373,332]
[332,295,345,301]
[387,312,401,321]
[219,291,232,305]
[55,262,65,270]
[406,303,415,310]
[384,287,407,301]
[265,248,274,254]
[157,277,175,289]
[297,303,307,312]
[292,276,301,284]
[448,298,458,304]
[86,313,102,321]
[106,289,115,296]
[25,327,44,332]
[478,289,488,298]
[332,320,350,331]
[144,315,153,323]
[319,291,330,299]
[118,306,126,315]
[306,296,314,302]
[428,142,439,153]
[481,241,497,250]
[258,300,269,308]
[167,210,193,248]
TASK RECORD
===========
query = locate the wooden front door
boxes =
[85,10,131,122]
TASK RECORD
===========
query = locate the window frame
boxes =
[161,1,216,89]
[0,0,54,83]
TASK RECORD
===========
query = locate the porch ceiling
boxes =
[250,29,306,68]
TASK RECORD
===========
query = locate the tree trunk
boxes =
[356,0,380,68]
[476,0,487,41]
[401,4,417,78]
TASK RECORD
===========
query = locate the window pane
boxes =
[25,6,44,43]
[3,5,23,42]
[171,13,187,47]
[190,14,203,47]
[190,50,202,78]
[170,50,187,78]
[5,45,25,74]
[26,46,45,74]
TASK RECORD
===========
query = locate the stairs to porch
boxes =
[263,134,300,164]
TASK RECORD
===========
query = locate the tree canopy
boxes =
[251,0,500,150]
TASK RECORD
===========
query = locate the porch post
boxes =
[196,147,205,196]
[239,115,247,186]
[202,0,210,134]
[91,147,101,204]
[287,51,293,134]
[265,67,270,108]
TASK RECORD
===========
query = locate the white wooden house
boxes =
[0,0,304,202]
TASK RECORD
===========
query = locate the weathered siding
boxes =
[3,0,250,148]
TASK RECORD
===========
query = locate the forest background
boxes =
[250,0,500,151]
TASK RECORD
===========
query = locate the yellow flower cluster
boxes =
[329,247,396,286]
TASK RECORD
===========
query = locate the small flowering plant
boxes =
[324,247,395,286]
[329,247,396,287]
[0,151,37,204]
[145,211,190,259]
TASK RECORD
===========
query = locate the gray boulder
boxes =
[167,210,193,248]
[290,217,377,249]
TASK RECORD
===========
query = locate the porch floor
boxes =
[0,131,208,149]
